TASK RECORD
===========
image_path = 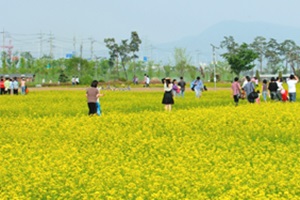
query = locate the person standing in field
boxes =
[146,75,150,87]
[0,78,4,95]
[243,76,255,103]
[9,78,14,95]
[261,79,268,102]
[162,78,174,111]
[143,74,147,87]
[268,77,278,100]
[71,76,76,85]
[86,80,103,115]
[276,77,283,101]
[21,78,26,95]
[177,76,186,97]
[13,77,19,95]
[231,77,241,106]
[193,76,204,98]
[96,82,105,116]
[4,78,10,95]
[172,79,179,97]
[75,76,79,85]
[286,74,298,102]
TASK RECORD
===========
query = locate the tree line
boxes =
[220,36,300,76]
[1,33,299,84]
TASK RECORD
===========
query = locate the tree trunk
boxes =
[290,61,296,75]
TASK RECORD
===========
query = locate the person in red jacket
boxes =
[0,78,4,95]
[281,89,289,102]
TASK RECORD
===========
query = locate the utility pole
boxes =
[39,32,43,58]
[49,32,54,59]
[1,28,5,53]
[73,36,76,57]
[211,44,219,91]
[89,38,95,60]
[80,40,83,58]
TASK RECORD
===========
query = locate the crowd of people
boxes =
[71,76,80,85]
[0,77,27,95]
[85,74,299,115]
[162,76,208,111]
[232,74,298,106]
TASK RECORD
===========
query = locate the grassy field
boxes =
[1,88,300,199]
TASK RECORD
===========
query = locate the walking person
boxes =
[177,76,186,97]
[243,76,256,103]
[162,78,174,111]
[286,74,298,102]
[268,77,278,100]
[86,80,102,115]
[231,77,242,106]
[192,76,204,98]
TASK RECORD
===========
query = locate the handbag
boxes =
[250,91,258,99]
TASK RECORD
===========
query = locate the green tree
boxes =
[119,39,131,80]
[1,51,8,74]
[104,32,142,81]
[220,36,239,54]
[279,39,300,75]
[250,36,267,72]
[129,31,142,75]
[221,43,258,76]
[104,38,120,79]
[163,64,172,77]
[173,48,191,77]
[265,38,282,73]
[19,57,26,74]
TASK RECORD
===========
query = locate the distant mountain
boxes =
[153,20,300,64]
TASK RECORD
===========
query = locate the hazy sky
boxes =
[1,0,300,58]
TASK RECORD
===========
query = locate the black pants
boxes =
[233,95,239,104]
[87,102,97,115]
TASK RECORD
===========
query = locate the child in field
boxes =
[256,90,261,104]
[97,83,105,115]
[281,89,289,102]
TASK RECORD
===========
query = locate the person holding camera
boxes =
[162,77,174,111]
[287,74,298,102]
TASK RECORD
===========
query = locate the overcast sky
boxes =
[1,0,300,57]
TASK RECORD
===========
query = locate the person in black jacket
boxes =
[268,77,278,100]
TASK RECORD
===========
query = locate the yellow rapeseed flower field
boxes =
[1,87,300,199]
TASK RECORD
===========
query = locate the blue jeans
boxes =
[180,90,184,97]
[21,86,26,95]
[289,93,296,102]
[96,102,102,116]
[262,91,267,101]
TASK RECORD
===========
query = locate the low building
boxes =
[0,74,35,82]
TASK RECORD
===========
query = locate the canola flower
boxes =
[0,88,300,199]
